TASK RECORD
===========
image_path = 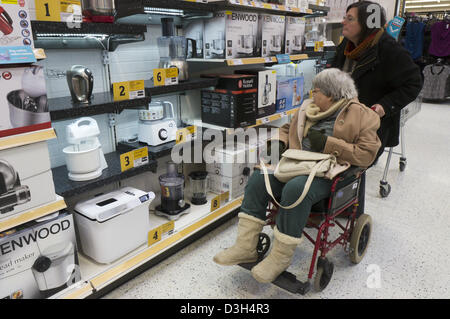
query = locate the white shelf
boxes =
[52,193,243,299]
[0,128,56,151]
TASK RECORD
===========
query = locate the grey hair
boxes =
[312,68,358,101]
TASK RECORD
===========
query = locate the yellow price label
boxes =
[36,0,61,21]
[314,41,324,52]
[120,147,149,172]
[148,221,175,246]
[153,68,179,87]
[220,191,230,203]
[211,195,221,212]
[113,81,130,101]
[148,226,162,246]
[176,126,197,145]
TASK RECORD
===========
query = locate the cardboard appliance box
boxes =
[257,14,286,57]
[0,140,57,220]
[0,65,51,138]
[285,16,306,54]
[275,76,304,112]
[204,11,259,59]
[0,212,81,299]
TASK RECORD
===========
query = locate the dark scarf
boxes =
[344,28,384,60]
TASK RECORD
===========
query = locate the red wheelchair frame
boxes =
[256,167,372,293]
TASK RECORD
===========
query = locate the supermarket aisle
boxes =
[103,102,450,299]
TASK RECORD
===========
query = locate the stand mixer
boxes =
[63,117,108,182]
[0,159,31,215]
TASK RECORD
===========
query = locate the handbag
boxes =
[260,149,337,210]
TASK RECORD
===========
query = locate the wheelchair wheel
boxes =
[399,158,407,172]
[349,214,372,264]
[379,182,391,198]
[257,233,271,258]
[314,258,334,292]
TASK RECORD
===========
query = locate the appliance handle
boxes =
[163,101,175,119]
[186,38,197,59]
[73,117,96,128]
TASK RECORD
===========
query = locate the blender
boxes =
[155,162,190,220]
[262,74,272,106]
[188,171,208,205]
[158,18,197,82]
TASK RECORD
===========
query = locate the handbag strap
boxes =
[260,159,326,210]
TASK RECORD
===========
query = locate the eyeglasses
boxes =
[343,15,357,23]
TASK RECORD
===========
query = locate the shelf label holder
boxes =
[120,147,149,172]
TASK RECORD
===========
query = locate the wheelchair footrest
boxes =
[238,261,311,295]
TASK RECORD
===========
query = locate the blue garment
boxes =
[404,22,425,60]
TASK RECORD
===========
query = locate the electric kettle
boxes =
[66,65,94,103]
[0,6,13,36]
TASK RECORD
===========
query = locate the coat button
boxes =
[333,151,339,156]
[339,120,344,125]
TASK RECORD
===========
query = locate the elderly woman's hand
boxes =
[308,129,328,153]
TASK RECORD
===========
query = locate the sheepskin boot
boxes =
[251,226,303,283]
[213,213,266,266]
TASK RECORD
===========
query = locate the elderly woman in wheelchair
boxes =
[213,68,382,287]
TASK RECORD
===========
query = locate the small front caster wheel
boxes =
[379,183,391,198]
[399,158,407,172]
[314,258,334,292]
[257,233,271,258]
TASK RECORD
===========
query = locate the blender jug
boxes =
[157,18,197,82]
[158,162,187,215]
[188,171,208,205]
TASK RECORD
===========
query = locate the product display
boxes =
[74,187,155,264]
[81,0,115,23]
[285,16,306,54]
[138,100,177,146]
[204,11,258,59]
[0,141,56,220]
[63,117,108,182]
[0,212,81,299]
[158,18,197,82]
[66,65,94,104]
[0,65,51,138]
[0,1,34,48]
[275,75,304,112]
[235,69,277,118]
[185,19,204,59]
[156,161,191,220]
[258,14,286,57]
[188,171,209,205]
[207,142,255,199]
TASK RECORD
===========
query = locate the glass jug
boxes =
[188,171,208,205]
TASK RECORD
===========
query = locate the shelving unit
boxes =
[187,54,309,66]
[145,77,219,97]
[50,193,243,299]
[0,128,56,151]
[51,151,157,198]
[48,92,150,121]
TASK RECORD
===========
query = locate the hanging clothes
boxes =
[404,21,425,60]
[429,20,450,57]
[421,64,450,100]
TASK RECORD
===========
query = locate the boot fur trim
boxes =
[238,212,266,226]
[274,226,304,245]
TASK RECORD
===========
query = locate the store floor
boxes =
[103,102,450,299]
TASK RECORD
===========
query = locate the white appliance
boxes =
[63,117,108,182]
[74,187,155,264]
[32,242,76,293]
[138,100,177,146]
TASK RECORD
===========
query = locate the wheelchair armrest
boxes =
[338,166,365,180]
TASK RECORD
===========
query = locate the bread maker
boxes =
[74,187,155,264]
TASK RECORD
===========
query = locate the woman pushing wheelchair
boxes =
[213,68,381,284]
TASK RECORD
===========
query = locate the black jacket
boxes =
[332,32,423,148]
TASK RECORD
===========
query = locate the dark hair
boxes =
[347,1,387,44]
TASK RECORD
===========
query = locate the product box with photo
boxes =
[0,0,35,64]
[285,16,306,54]
[257,14,286,57]
[204,11,259,59]
[0,64,51,138]
[0,212,81,299]
[0,140,56,221]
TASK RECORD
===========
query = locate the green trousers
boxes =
[240,170,333,238]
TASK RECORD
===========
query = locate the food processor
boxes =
[158,18,197,82]
[138,100,177,146]
[188,171,208,205]
[62,117,108,182]
[155,162,190,220]
[269,34,282,54]
[0,159,31,215]
[237,34,255,57]
[210,31,225,58]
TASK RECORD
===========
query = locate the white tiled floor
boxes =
[103,102,450,299]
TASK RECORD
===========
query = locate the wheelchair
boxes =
[239,167,373,294]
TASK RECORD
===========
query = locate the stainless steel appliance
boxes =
[0,159,31,215]
[157,18,197,82]
[155,162,190,220]
[66,65,94,104]
[81,0,115,23]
